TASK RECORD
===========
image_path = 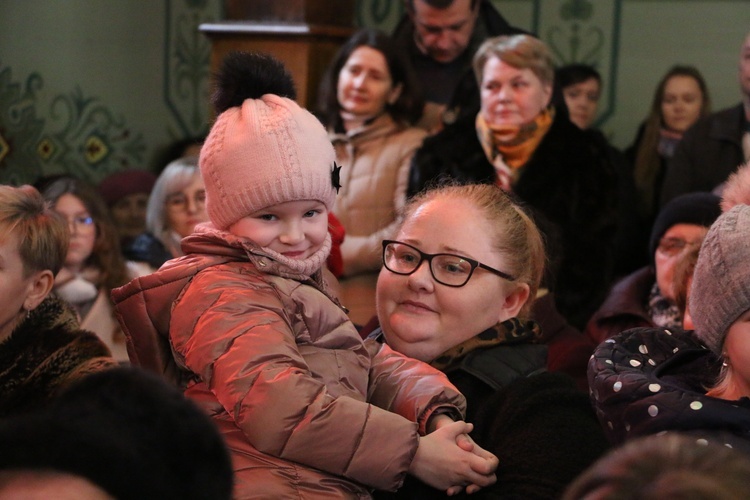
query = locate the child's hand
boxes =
[409,420,498,492]
[427,413,458,434]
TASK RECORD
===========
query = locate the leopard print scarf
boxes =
[430,317,542,371]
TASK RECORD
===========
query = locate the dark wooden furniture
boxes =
[201,0,355,109]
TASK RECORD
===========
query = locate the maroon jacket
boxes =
[584,266,655,345]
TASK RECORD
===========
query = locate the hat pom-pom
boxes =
[212,51,297,114]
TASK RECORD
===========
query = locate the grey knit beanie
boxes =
[690,204,750,354]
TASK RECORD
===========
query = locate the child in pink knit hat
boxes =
[114,52,497,498]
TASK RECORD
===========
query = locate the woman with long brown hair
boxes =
[627,66,711,225]
[44,177,144,362]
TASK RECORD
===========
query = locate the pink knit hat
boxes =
[199,52,338,230]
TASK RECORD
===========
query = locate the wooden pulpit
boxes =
[200,0,355,109]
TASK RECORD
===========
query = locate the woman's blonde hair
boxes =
[0,185,68,277]
[400,183,546,319]
[473,34,555,87]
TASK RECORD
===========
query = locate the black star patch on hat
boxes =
[331,161,342,193]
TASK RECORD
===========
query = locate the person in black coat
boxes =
[660,32,750,206]
[625,65,711,268]
[553,63,642,275]
[409,34,618,329]
[374,184,609,499]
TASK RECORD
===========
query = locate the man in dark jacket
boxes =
[661,31,750,205]
[392,0,526,131]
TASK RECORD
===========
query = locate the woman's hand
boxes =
[409,420,498,494]
[447,432,499,495]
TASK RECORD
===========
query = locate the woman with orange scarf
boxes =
[409,34,619,330]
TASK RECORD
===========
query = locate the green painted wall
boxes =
[1,0,749,185]
[360,0,750,147]
[0,0,222,185]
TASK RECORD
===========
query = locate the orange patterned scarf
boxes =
[476,108,554,189]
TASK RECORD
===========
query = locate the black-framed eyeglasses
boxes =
[382,240,515,288]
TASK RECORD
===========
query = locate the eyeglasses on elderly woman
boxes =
[382,240,515,288]
[165,190,206,212]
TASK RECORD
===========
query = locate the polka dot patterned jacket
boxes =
[588,326,750,454]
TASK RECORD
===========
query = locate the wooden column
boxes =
[200,1,355,109]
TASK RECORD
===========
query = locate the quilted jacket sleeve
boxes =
[588,327,715,445]
[365,340,465,434]
[170,268,421,491]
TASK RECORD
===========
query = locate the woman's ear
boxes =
[388,83,403,105]
[498,283,531,322]
[23,269,55,312]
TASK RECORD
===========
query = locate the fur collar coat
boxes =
[0,296,115,417]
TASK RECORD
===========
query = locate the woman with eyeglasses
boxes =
[43,177,146,362]
[124,156,208,270]
[585,192,721,345]
[372,183,610,499]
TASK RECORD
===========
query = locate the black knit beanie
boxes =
[0,367,233,500]
[648,192,722,261]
